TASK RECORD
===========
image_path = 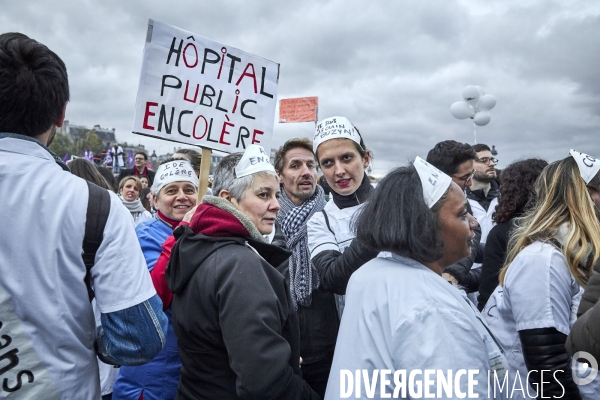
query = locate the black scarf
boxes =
[331,172,374,209]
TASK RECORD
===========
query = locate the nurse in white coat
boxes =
[483,150,600,399]
[326,157,508,399]
[307,116,379,315]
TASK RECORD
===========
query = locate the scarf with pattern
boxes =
[276,185,326,308]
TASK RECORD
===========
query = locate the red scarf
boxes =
[134,166,148,177]
[190,203,249,237]
[157,210,180,230]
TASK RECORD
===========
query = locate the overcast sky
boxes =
[3,0,599,175]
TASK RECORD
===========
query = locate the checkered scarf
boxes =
[277,185,325,308]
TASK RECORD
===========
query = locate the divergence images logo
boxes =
[572,351,598,385]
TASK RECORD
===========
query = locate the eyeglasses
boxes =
[134,157,145,161]
[475,157,498,165]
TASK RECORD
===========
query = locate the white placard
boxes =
[133,19,279,154]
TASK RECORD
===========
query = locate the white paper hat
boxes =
[313,116,362,153]
[235,144,275,178]
[570,149,600,185]
[414,156,453,208]
[151,159,198,194]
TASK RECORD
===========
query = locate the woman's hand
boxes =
[183,205,199,223]
[442,272,459,285]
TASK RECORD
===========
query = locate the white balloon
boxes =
[477,94,497,111]
[463,86,480,106]
[475,85,486,97]
[473,111,491,126]
[450,101,475,120]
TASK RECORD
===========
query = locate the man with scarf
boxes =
[274,138,337,397]
[118,151,156,186]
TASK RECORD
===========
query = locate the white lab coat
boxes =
[483,241,600,399]
[326,253,508,399]
[0,138,156,399]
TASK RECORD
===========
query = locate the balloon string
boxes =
[473,121,477,144]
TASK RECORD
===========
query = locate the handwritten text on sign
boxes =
[133,19,279,154]
[279,97,318,123]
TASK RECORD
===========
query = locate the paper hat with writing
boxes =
[234,144,275,178]
[313,116,362,153]
[414,156,453,209]
[151,159,198,194]
[570,149,600,185]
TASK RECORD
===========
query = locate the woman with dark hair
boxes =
[477,158,547,310]
[68,158,112,191]
[325,157,506,398]
[140,187,152,212]
[483,151,600,399]
[307,116,379,316]
[96,166,118,193]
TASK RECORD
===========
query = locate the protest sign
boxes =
[279,97,318,123]
[132,19,280,155]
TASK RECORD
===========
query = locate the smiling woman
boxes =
[112,159,198,400]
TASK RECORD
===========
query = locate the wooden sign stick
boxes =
[197,147,213,201]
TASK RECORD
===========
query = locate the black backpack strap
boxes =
[82,181,111,301]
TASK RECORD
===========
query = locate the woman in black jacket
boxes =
[477,158,547,310]
[166,146,319,400]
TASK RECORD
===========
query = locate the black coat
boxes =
[166,225,319,400]
[567,259,600,361]
[477,219,515,310]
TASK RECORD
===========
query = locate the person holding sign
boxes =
[113,159,198,400]
[325,158,509,398]
[483,151,600,399]
[166,145,319,399]
[307,116,379,315]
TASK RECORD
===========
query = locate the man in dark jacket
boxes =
[166,148,318,400]
[466,143,500,243]
[427,140,482,291]
[118,151,156,186]
[274,138,337,397]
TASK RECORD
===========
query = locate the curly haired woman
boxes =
[477,158,547,310]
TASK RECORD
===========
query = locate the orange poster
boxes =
[279,97,318,123]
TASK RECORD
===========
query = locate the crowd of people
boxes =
[2,32,600,400]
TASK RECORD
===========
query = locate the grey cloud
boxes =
[2,0,599,174]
